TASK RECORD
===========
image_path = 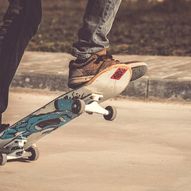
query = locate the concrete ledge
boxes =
[11,51,191,102]
[12,74,191,102]
[122,77,148,98]
[12,73,70,92]
[148,79,191,101]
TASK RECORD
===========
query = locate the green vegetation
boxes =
[0,0,191,56]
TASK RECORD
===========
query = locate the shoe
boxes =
[68,49,147,89]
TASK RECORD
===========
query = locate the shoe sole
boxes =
[68,61,148,89]
[127,61,148,81]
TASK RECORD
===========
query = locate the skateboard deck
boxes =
[0,64,132,165]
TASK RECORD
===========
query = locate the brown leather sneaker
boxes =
[68,49,147,89]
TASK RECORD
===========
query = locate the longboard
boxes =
[0,64,132,165]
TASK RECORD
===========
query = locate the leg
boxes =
[68,0,147,89]
[0,0,42,123]
[72,0,122,60]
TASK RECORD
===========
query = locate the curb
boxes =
[10,52,191,102]
[12,73,191,102]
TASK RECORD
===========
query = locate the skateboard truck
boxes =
[0,136,39,166]
[72,94,117,121]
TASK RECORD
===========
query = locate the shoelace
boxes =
[95,53,120,64]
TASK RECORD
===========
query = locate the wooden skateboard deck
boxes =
[0,64,132,165]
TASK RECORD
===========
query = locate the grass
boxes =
[0,0,191,56]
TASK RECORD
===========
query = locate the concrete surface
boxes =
[0,89,191,191]
[11,51,191,101]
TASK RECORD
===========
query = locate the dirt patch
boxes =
[0,0,191,56]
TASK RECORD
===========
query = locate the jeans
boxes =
[0,0,121,115]
[73,0,122,60]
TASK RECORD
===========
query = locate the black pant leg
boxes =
[0,0,42,115]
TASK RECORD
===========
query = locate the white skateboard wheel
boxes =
[26,145,39,161]
[104,106,117,121]
[0,153,7,166]
[72,99,85,115]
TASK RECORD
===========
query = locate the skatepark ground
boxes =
[0,1,190,190]
[0,88,191,191]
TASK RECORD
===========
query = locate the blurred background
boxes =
[0,0,190,56]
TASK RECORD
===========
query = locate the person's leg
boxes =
[72,0,122,61]
[0,0,42,124]
[69,0,147,89]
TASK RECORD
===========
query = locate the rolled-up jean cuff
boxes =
[72,0,121,61]
[72,47,106,60]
